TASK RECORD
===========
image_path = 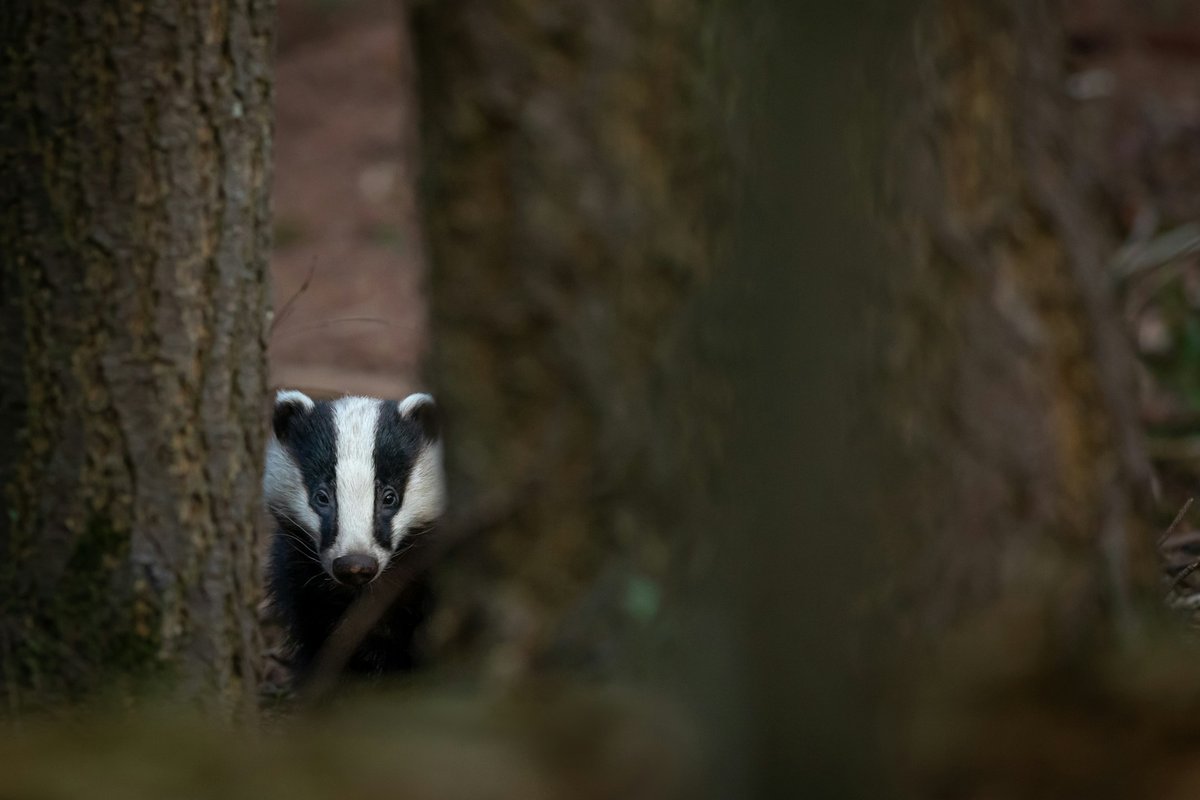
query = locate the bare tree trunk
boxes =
[412,0,726,676]
[884,0,1153,642]
[0,0,274,714]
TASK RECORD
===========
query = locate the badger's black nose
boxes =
[332,554,379,586]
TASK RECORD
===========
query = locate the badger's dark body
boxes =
[267,531,433,675]
[263,391,445,681]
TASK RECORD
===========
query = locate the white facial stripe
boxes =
[263,437,320,539]
[331,397,389,562]
[390,426,446,546]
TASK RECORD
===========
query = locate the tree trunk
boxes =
[0,0,274,714]
[412,0,726,677]
[884,0,1153,642]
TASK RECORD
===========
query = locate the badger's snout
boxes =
[332,554,379,587]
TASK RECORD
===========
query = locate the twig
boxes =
[1168,558,1200,596]
[269,259,318,338]
[1158,497,1195,549]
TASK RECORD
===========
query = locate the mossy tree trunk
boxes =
[412,0,725,676]
[0,0,274,714]
[885,0,1152,653]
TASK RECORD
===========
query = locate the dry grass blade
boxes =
[1112,222,1200,281]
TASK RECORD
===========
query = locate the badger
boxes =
[263,389,445,678]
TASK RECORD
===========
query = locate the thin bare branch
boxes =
[269,258,318,338]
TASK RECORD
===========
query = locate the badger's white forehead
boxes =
[331,396,381,461]
[330,397,387,563]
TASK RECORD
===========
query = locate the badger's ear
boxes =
[398,392,439,443]
[273,390,315,443]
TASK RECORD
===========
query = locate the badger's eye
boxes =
[312,488,331,508]
[381,487,399,509]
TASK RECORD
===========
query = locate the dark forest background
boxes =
[1,0,1200,797]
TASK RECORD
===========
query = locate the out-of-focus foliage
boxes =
[1119,227,1200,407]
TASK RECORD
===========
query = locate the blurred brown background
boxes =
[3,0,1200,796]
[270,0,427,400]
[266,0,1200,419]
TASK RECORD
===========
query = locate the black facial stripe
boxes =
[373,399,420,550]
[372,511,393,551]
[281,401,339,550]
[319,510,337,551]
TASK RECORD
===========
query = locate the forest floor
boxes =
[269,0,427,402]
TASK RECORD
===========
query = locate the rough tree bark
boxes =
[0,1,274,713]
[884,0,1153,643]
[412,0,726,677]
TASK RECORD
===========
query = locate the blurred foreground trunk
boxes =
[413,0,724,677]
[414,1,891,795]
[0,1,274,714]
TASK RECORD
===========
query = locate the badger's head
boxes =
[263,390,445,588]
